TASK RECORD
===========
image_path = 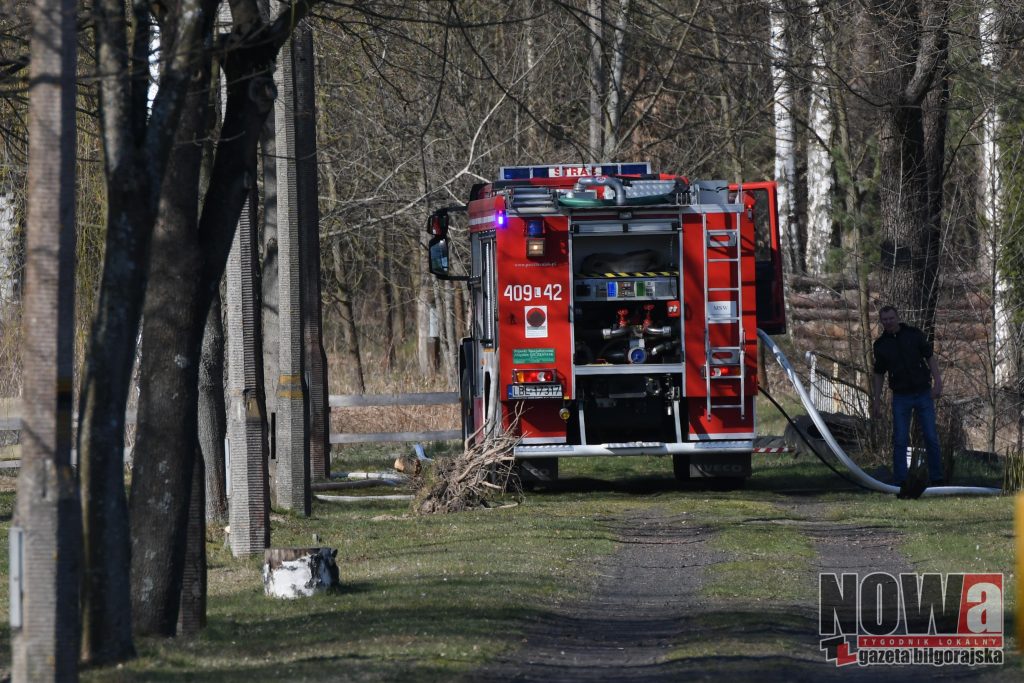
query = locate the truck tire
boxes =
[672,454,690,482]
[460,368,474,447]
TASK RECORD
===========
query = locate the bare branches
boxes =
[415,425,522,515]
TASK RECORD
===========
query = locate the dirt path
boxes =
[473,500,1016,682]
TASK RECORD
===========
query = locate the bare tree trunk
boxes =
[979,4,1012,389]
[523,1,539,152]
[0,190,16,313]
[805,0,835,277]
[332,241,365,392]
[769,1,802,274]
[176,445,206,636]
[441,279,457,382]
[388,258,406,344]
[380,236,397,370]
[260,99,280,459]
[871,0,950,336]
[81,0,218,663]
[199,289,227,522]
[294,21,329,481]
[417,245,435,377]
[11,0,81,677]
[603,0,629,158]
[454,280,466,341]
[707,14,742,181]
[586,0,604,162]
[129,61,211,636]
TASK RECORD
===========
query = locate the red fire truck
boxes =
[426,162,785,485]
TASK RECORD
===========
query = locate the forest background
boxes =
[1,0,1023,674]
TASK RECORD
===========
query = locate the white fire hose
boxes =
[758,329,1001,497]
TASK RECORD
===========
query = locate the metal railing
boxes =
[805,351,870,417]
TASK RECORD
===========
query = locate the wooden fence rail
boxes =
[1,393,462,461]
[329,392,460,444]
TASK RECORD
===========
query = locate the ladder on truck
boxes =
[702,202,746,421]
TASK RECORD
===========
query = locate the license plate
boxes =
[508,383,562,399]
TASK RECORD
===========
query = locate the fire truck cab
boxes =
[427,162,785,484]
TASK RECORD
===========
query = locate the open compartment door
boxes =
[734,181,786,334]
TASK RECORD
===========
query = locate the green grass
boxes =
[0,452,1020,678]
[755,390,803,436]
[331,441,461,474]
[705,522,816,603]
[80,483,633,681]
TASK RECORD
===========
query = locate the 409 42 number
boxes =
[503,284,563,302]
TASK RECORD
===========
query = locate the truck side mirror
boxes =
[425,206,469,281]
[428,236,451,278]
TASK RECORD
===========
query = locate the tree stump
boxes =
[262,547,340,599]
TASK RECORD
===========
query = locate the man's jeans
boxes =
[891,390,943,484]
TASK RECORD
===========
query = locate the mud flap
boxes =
[688,452,751,479]
[516,457,559,488]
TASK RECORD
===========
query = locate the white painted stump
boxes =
[262,547,341,599]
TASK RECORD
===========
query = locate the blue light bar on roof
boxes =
[499,162,652,181]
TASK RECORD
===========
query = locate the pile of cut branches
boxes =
[415,429,521,514]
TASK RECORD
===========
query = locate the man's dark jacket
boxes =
[872,323,933,395]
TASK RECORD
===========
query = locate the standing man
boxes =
[871,305,945,487]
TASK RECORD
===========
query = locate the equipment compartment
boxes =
[570,228,683,367]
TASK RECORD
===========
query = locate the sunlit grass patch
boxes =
[704,522,816,603]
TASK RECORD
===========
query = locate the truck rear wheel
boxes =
[672,454,690,482]
[460,368,474,447]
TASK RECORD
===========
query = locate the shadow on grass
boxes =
[112,599,546,683]
[478,603,1017,683]
[533,456,869,498]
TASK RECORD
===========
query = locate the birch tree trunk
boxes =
[769,1,802,274]
[603,0,629,159]
[11,0,81,677]
[979,4,1011,387]
[587,0,604,162]
[417,239,436,377]
[523,1,539,152]
[0,190,16,313]
[805,0,835,277]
